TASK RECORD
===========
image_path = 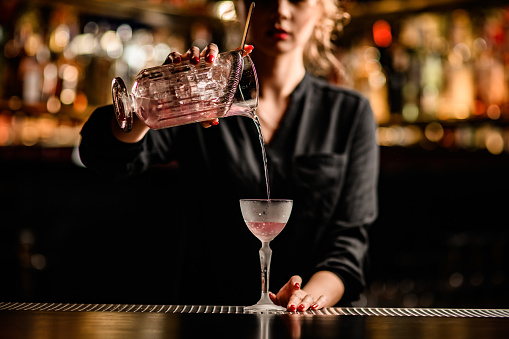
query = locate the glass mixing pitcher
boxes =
[112,49,258,132]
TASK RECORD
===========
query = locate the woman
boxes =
[79,0,378,311]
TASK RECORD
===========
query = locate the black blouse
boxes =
[79,73,379,306]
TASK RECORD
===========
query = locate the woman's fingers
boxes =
[269,292,278,304]
[275,276,331,312]
[164,46,200,65]
[163,46,204,65]
[287,292,327,312]
[181,46,201,64]
[163,51,182,65]
[235,44,254,57]
[310,295,328,310]
[281,275,302,294]
[290,276,302,290]
[199,119,219,128]
[296,294,314,312]
[202,43,219,63]
[164,43,252,67]
[275,276,302,308]
[287,290,310,311]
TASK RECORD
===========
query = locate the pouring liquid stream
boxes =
[253,115,271,200]
[239,3,270,199]
[237,2,271,199]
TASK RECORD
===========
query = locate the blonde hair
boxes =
[304,0,351,84]
[234,0,351,84]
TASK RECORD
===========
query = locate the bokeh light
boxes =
[215,1,237,21]
[49,24,70,52]
[373,20,392,48]
[424,122,444,143]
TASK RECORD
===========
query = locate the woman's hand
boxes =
[163,43,254,128]
[270,271,345,312]
[269,275,328,312]
[163,43,219,66]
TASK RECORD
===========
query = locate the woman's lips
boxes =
[268,29,290,40]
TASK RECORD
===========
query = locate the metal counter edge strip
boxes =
[0,302,508,318]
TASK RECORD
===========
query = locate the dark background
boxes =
[1,145,507,308]
[1,0,508,309]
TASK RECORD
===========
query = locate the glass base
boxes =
[111,77,133,132]
[244,294,287,314]
[244,303,286,314]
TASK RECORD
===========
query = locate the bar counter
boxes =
[1,302,508,339]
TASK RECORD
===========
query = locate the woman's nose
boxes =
[274,0,292,20]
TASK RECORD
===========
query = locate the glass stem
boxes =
[259,242,272,299]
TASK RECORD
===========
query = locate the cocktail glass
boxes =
[240,199,293,313]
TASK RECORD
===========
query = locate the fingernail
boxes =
[211,120,219,126]
[206,54,215,63]
[298,304,305,311]
[174,56,181,63]
[289,305,296,312]
[294,283,300,289]
[311,303,318,309]
[191,56,200,64]
[244,44,254,52]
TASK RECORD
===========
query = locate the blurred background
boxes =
[0,0,508,308]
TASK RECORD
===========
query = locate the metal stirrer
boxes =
[240,2,255,51]
[236,2,255,104]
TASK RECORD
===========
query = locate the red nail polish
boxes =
[298,304,305,310]
[245,45,254,52]
[206,54,215,63]
[191,56,200,64]
[211,120,219,126]
[294,283,300,289]
[311,303,318,309]
[289,305,296,312]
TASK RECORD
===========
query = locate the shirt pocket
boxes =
[291,153,347,225]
